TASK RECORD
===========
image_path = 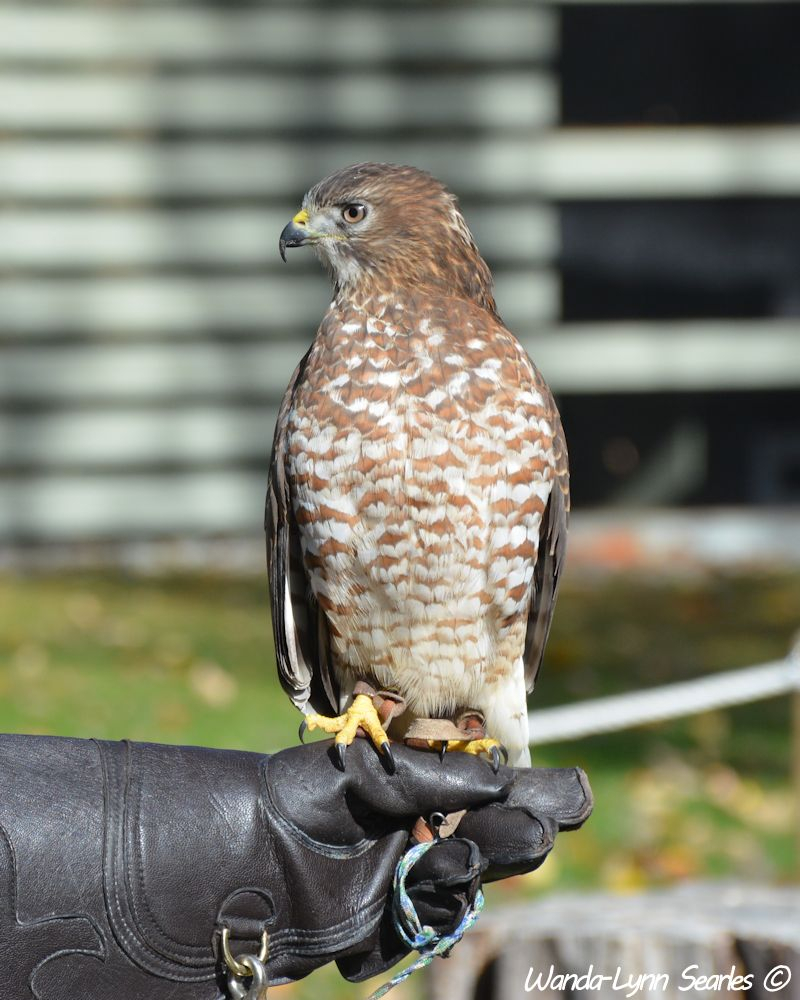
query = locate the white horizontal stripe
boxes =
[0,276,331,333]
[0,9,555,62]
[4,129,799,200]
[0,343,304,401]
[0,320,796,402]
[0,71,556,130]
[0,270,557,334]
[0,471,268,537]
[522,319,800,392]
[0,138,545,199]
[529,657,800,746]
[568,507,800,570]
[0,206,558,267]
[535,127,800,198]
[0,407,279,466]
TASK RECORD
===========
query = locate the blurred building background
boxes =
[1,0,799,560]
[2,7,800,998]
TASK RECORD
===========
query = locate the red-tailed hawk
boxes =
[267,163,567,769]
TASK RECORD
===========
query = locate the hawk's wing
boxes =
[523,406,569,693]
[265,350,339,716]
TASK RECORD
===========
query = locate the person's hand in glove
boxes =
[267,738,592,985]
[0,733,591,1000]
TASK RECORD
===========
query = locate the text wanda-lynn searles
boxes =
[523,964,793,996]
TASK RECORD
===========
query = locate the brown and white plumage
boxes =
[267,163,568,766]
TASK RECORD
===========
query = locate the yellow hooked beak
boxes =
[279,209,311,261]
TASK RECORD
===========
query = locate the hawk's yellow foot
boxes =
[432,737,509,774]
[300,694,395,772]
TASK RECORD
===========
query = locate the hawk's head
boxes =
[279,162,496,312]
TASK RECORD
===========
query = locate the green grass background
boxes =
[1,568,797,999]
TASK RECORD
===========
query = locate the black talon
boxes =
[439,740,448,761]
[334,742,347,770]
[499,743,509,765]
[298,719,308,744]
[490,745,501,773]
[381,741,396,774]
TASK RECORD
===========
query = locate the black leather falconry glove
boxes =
[0,733,591,999]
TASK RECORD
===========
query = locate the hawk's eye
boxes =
[342,203,367,224]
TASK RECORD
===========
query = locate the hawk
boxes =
[267,163,567,769]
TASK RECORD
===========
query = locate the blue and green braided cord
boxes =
[367,839,485,1000]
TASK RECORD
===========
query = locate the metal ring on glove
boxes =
[227,954,270,1000]
[221,926,269,979]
